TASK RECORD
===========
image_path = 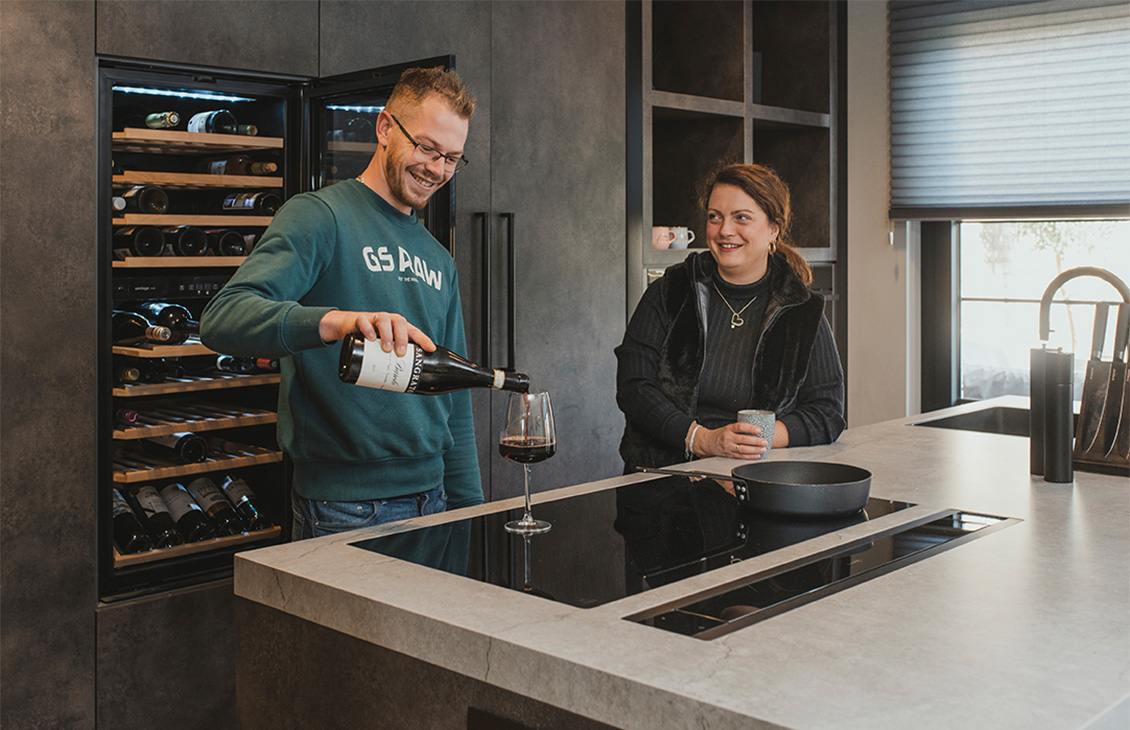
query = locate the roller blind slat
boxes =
[889,0,1130,219]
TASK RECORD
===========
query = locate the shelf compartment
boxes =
[113,171,282,190]
[113,373,280,397]
[112,443,283,483]
[114,403,278,440]
[112,127,284,155]
[112,255,247,268]
[651,0,745,102]
[113,525,282,568]
[112,339,213,358]
[113,214,273,227]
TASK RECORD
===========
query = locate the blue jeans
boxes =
[291,484,447,540]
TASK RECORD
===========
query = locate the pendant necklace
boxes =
[713,281,757,329]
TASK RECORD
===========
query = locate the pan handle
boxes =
[634,466,750,501]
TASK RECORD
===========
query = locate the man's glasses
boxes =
[388,113,469,173]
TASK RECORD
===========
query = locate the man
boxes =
[201,67,479,539]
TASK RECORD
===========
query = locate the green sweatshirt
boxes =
[200,180,482,507]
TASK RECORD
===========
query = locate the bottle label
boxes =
[221,477,255,505]
[134,486,171,518]
[206,160,228,175]
[159,484,202,520]
[187,111,211,134]
[492,370,505,389]
[223,193,257,210]
[354,339,422,393]
[185,477,230,514]
[111,489,133,518]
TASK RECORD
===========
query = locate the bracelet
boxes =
[685,423,701,461]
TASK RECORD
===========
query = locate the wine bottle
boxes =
[159,483,216,542]
[144,431,208,464]
[205,436,244,455]
[220,475,272,531]
[120,185,169,214]
[236,124,258,136]
[128,485,186,548]
[160,225,207,257]
[187,109,238,135]
[115,407,140,426]
[221,192,282,215]
[185,477,244,537]
[132,302,199,345]
[196,154,277,176]
[111,488,153,554]
[203,229,246,256]
[112,196,126,212]
[115,105,181,130]
[215,354,255,374]
[112,311,172,345]
[327,116,376,143]
[339,333,530,395]
[113,226,166,258]
[255,357,280,372]
[113,356,142,384]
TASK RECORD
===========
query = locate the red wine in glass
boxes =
[500,390,555,535]
[499,436,556,464]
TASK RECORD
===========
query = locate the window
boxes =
[959,220,1130,401]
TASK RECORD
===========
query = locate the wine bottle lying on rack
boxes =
[187,109,237,135]
[220,475,272,531]
[161,226,208,257]
[113,226,167,258]
[115,407,140,426]
[112,488,153,554]
[128,485,186,549]
[339,332,530,395]
[204,229,246,256]
[255,357,280,372]
[115,105,181,131]
[327,116,376,143]
[186,477,244,537]
[221,192,282,215]
[159,483,215,542]
[112,311,172,345]
[196,154,277,176]
[144,432,208,464]
[215,354,255,374]
[132,302,199,345]
[119,185,169,214]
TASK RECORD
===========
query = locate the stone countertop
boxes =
[235,399,1129,729]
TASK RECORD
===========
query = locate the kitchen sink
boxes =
[911,406,1030,437]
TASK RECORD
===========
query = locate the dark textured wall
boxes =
[1,2,98,728]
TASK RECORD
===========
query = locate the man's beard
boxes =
[384,149,443,211]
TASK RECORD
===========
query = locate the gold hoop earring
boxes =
[769,240,777,255]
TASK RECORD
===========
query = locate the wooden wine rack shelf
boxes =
[113,255,247,268]
[114,402,278,440]
[113,525,282,568]
[113,373,280,397]
[112,442,283,483]
[112,127,284,155]
[113,339,213,358]
[112,213,273,227]
[114,171,283,190]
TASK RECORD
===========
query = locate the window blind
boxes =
[889,0,1130,219]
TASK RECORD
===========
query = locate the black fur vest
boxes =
[620,252,825,470]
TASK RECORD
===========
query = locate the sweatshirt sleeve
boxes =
[200,194,338,358]
[778,314,846,446]
[438,272,483,509]
[615,279,696,450]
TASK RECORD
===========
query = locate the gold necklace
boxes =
[713,281,758,329]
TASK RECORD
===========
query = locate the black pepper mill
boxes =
[1043,349,1074,483]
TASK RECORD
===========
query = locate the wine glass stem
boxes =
[522,464,533,521]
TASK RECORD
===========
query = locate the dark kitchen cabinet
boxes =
[322,1,627,502]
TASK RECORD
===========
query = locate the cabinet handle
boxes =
[502,212,516,372]
[476,212,491,366]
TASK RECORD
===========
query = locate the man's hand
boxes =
[319,310,436,357]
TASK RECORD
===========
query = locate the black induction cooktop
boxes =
[350,475,916,609]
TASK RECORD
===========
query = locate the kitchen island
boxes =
[234,399,1129,729]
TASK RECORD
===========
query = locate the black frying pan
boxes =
[637,460,872,518]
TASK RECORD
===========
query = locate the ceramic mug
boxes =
[737,409,775,459]
[651,226,677,250]
[670,227,696,249]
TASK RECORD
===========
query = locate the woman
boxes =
[616,163,845,472]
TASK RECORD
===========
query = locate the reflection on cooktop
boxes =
[350,475,915,609]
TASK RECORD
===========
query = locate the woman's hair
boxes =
[387,66,476,120]
[700,163,812,285]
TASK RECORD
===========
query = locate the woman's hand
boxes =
[318,310,436,356]
[692,422,772,460]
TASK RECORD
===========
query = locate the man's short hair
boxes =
[387,66,476,120]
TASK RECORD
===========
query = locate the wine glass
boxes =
[500,389,556,535]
